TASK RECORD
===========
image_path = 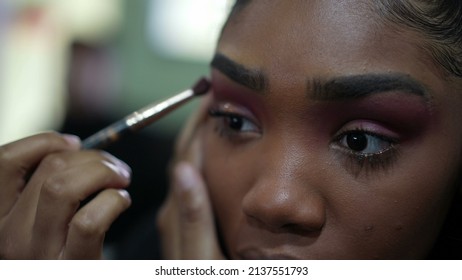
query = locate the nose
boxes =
[241,145,326,233]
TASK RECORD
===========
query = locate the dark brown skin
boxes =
[1,0,461,260]
[158,0,462,259]
[0,133,131,259]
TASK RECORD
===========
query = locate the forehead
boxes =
[218,0,433,83]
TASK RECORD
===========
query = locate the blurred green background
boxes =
[113,0,211,136]
[0,0,232,259]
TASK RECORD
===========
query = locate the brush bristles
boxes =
[192,77,211,96]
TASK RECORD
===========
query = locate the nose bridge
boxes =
[242,133,326,232]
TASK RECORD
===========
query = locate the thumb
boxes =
[174,162,224,259]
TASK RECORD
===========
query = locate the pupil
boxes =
[347,132,368,151]
[228,116,243,130]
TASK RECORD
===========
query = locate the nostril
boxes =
[281,222,324,236]
[244,212,325,235]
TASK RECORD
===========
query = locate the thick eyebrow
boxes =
[311,73,430,102]
[211,53,267,91]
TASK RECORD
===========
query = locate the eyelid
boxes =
[208,101,262,142]
[209,102,260,126]
[334,130,396,155]
[333,120,400,141]
[330,120,401,176]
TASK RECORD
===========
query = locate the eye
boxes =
[338,131,393,155]
[331,125,400,175]
[227,114,258,132]
[209,110,260,134]
[207,102,261,141]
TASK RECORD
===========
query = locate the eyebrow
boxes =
[211,53,267,91]
[211,53,431,104]
[311,74,430,102]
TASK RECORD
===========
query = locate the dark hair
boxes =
[225,0,462,79]
[221,0,462,259]
[229,0,251,15]
[377,0,462,259]
[376,0,462,78]
[221,0,251,31]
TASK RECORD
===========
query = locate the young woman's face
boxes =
[201,0,462,259]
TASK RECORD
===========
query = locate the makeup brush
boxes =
[81,77,210,149]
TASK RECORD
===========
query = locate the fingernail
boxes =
[103,153,132,179]
[176,162,198,191]
[118,164,132,180]
[103,161,131,180]
[62,134,81,147]
[114,158,132,180]
[117,159,132,179]
[117,189,132,204]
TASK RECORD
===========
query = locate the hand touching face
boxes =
[201,0,462,259]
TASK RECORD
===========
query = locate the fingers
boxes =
[0,132,80,217]
[64,189,131,259]
[0,132,132,259]
[158,95,221,259]
[156,189,181,259]
[157,96,211,259]
[174,95,212,163]
[11,149,129,219]
[30,157,131,258]
[158,162,223,259]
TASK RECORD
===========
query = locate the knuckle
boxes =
[0,145,19,176]
[0,145,12,163]
[70,214,103,239]
[0,145,24,177]
[179,189,206,224]
[41,154,67,171]
[34,132,67,150]
[42,176,67,200]
[182,204,204,224]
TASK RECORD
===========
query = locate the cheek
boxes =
[198,102,462,259]
[330,140,460,258]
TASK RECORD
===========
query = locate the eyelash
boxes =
[331,128,399,176]
[208,107,400,175]
[208,109,261,141]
